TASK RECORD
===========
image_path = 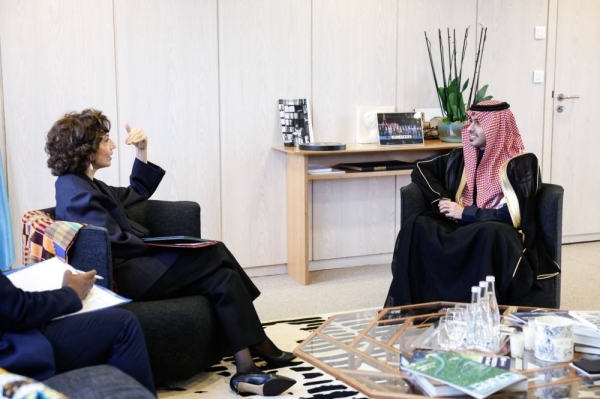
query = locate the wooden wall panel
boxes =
[312,0,398,144]
[0,0,118,265]
[219,0,311,267]
[311,0,398,260]
[396,0,476,113]
[113,0,221,238]
[478,0,548,158]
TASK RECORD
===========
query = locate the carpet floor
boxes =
[157,313,369,399]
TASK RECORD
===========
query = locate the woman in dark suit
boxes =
[45,109,296,396]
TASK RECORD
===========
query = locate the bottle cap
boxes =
[471,286,480,293]
[486,275,495,282]
[479,281,486,287]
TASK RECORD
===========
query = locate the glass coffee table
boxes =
[294,302,600,398]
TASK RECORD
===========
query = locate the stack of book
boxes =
[570,311,600,354]
[504,310,600,354]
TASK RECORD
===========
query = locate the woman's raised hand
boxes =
[125,123,148,163]
[124,123,147,150]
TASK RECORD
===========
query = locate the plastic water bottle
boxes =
[486,276,501,352]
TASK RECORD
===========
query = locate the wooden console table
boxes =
[273,140,461,284]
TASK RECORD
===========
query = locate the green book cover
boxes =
[402,352,527,399]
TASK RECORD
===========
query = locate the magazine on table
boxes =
[402,349,512,397]
[402,352,527,399]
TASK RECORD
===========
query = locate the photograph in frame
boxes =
[278,99,314,147]
[377,112,425,146]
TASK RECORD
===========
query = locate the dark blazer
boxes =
[54,159,176,299]
[0,272,81,379]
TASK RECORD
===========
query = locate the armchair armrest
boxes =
[537,183,564,265]
[67,225,112,289]
[400,183,427,226]
[126,200,201,237]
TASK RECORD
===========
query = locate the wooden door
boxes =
[551,0,600,242]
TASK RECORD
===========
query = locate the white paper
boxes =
[6,258,130,319]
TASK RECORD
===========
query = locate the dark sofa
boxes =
[43,200,223,384]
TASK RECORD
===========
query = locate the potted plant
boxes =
[425,26,492,142]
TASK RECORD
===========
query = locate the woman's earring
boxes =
[89,163,94,171]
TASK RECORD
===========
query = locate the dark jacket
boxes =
[54,159,175,299]
[0,272,81,379]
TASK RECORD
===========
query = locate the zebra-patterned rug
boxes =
[157,314,369,399]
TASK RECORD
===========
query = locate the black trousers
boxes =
[139,242,267,353]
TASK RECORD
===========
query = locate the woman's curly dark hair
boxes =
[45,109,111,176]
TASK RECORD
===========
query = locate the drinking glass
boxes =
[447,314,467,350]
[437,316,451,350]
[446,308,468,349]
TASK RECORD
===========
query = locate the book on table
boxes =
[571,358,600,378]
[575,344,600,355]
[402,352,527,399]
[402,350,512,397]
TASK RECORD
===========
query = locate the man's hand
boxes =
[438,198,464,220]
[62,270,96,300]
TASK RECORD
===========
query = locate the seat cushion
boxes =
[120,295,223,383]
[44,365,154,399]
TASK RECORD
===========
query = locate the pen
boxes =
[71,269,105,280]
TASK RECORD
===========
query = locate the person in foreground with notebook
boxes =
[0,268,155,394]
[384,100,560,307]
[45,109,296,396]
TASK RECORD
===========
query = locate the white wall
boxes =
[0,0,552,270]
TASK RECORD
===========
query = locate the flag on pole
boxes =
[0,152,15,271]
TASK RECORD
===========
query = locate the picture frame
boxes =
[278,99,314,147]
[377,112,425,146]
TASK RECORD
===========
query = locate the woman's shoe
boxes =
[230,372,296,396]
[250,346,296,367]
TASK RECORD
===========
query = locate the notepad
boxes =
[5,258,130,319]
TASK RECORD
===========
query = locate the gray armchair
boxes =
[399,182,564,308]
[41,201,223,384]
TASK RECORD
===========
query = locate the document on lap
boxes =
[5,257,130,319]
[141,236,218,248]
